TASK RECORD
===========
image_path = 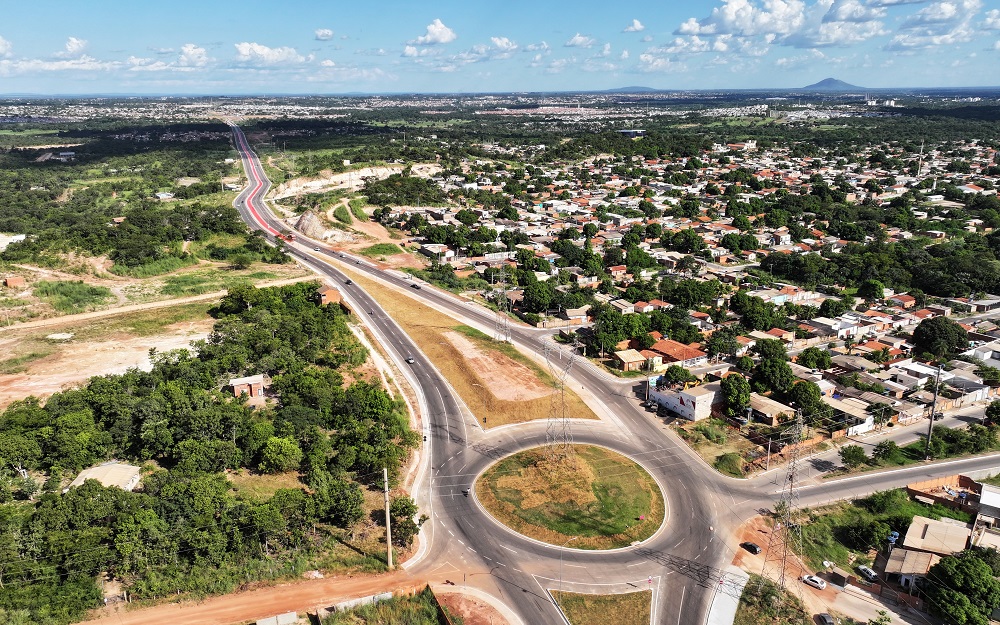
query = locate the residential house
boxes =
[749,393,795,426]
[650,339,708,368]
[902,516,972,556]
[67,462,142,493]
[614,349,646,372]
[230,374,267,398]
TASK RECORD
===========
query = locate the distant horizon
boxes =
[2,82,1000,100]
[1,1,998,94]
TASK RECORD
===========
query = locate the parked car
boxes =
[817,614,836,625]
[856,565,878,582]
[802,575,827,590]
[740,542,762,554]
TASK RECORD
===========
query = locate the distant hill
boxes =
[604,86,659,93]
[801,78,862,91]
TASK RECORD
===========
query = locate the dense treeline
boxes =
[362,170,446,207]
[0,283,417,624]
[0,122,258,272]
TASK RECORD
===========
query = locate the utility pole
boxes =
[925,365,942,460]
[383,467,393,568]
[761,410,804,591]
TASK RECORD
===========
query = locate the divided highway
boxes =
[228,124,1000,624]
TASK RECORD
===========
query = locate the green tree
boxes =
[858,279,885,301]
[389,495,424,547]
[753,339,788,362]
[843,518,889,550]
[753,358,795,394]
[986,400,1000,424]
[455,209,479,226]
[926,550,1000,625]
[721,374,751,419]
[913,316,969,358]
[258,437,304,474]
[796,346,832,370]
[661,365,696,385]
[872,440,901,463]
[839,444,868,469]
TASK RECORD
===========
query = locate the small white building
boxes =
[648,379,722,421]
[66,461,142,493]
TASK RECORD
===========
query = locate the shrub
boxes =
[714,453,744,477]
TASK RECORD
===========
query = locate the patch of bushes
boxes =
[33,280,113,312]
[714,452,744,477]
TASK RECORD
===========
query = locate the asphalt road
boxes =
[227,124,1000,625]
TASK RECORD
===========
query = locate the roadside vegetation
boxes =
[477,444,664,549]
[32,280,113,313]
[551,590,651,625]
[0,283,420,624]
[796,488,973,570]
[734,574,811,625]
[831,422,1000,475]
[321,587,459,625]
[359,243,404,258]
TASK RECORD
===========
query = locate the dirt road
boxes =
[80,570,420,625]
[0,276,316,334]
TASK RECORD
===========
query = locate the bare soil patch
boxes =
[443,330,552,402]
[435,591,511,625]
[0,306,214,408]
[341,267,597,428]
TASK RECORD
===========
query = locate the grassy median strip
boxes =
[551,590,652,625]
[341,267,597,427]
[477,444,664,549]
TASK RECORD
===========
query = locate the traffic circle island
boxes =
[475,444,665,550]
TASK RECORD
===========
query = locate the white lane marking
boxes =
[448,530,454,536]
[678,586,685,625]
[500,545,518,554]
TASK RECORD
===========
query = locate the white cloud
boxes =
[178,44,209,67]
[641,35,654,42]
[0,36,11,58]
[868,0,928,4]
[993,39,1000,49]
[234,42,307,65]
[315,28,334,41]
[986,9,1000,29]
[126,56,173,72]
[402,45,439,57]
[546,57,574,73]
[59,37,88,58]
[525,41,550,52]
[598,43,612,57]
[637,52,687,72]
[0,56,116,76]
[621,49,630,59]
[674,0,808,38]
[624,19,646,33]
[564,33,596,47]
[823,0,885,23]
[774,48,827,67]
[320,59,336,67]
[491,36,517,52]
[409,19,456,45]
[887,0,981,49]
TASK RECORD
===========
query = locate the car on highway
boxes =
[933,412,944,421]
[740,542,762,554]
[355,260,361,264]
[344,279,352,285]
[411,283,422,289]
[405,356,415,364]
[313,247,320,251]
[856,565,878,582]
[802,575,827,590]
[817,614,836,625]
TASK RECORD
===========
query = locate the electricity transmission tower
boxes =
[543,341,577,460]
[493,260,512,343]
[760,410,805,590]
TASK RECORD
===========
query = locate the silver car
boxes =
[802,575,827,590]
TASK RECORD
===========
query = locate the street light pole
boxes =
[925,365,942,460]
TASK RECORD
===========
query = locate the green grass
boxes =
[714,452,745,477]
[551,591,651,625]
[321,587,456,625]
[160,271,278,297]
[477,444,664,549]
[110,256,199,278]
[349,197,369,221]
[0,349,55,374]
[60,301,214,340]
[333,204,353,224]
[734,574,811,625]
[359,243,403,258]
[33,280,114,313]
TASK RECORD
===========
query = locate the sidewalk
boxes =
[705,566,749,625]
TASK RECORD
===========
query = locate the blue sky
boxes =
[0,0,997,94]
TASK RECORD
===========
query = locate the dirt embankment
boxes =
[272,163,441,199]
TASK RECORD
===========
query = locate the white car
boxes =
[802,575,827,590]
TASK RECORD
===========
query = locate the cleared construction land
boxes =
[477,445,664,549]
[341,268,598,427]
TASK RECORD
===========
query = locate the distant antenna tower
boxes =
[760,410,805,591]
[916,140,925,178]
[543,341,577,460]
[493,259,512,343]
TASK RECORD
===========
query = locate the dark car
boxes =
[411,283,422,289]
[933,412,944,421]
[345,279,352,285]
[817,614,836,625]
[740,542,762,554]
